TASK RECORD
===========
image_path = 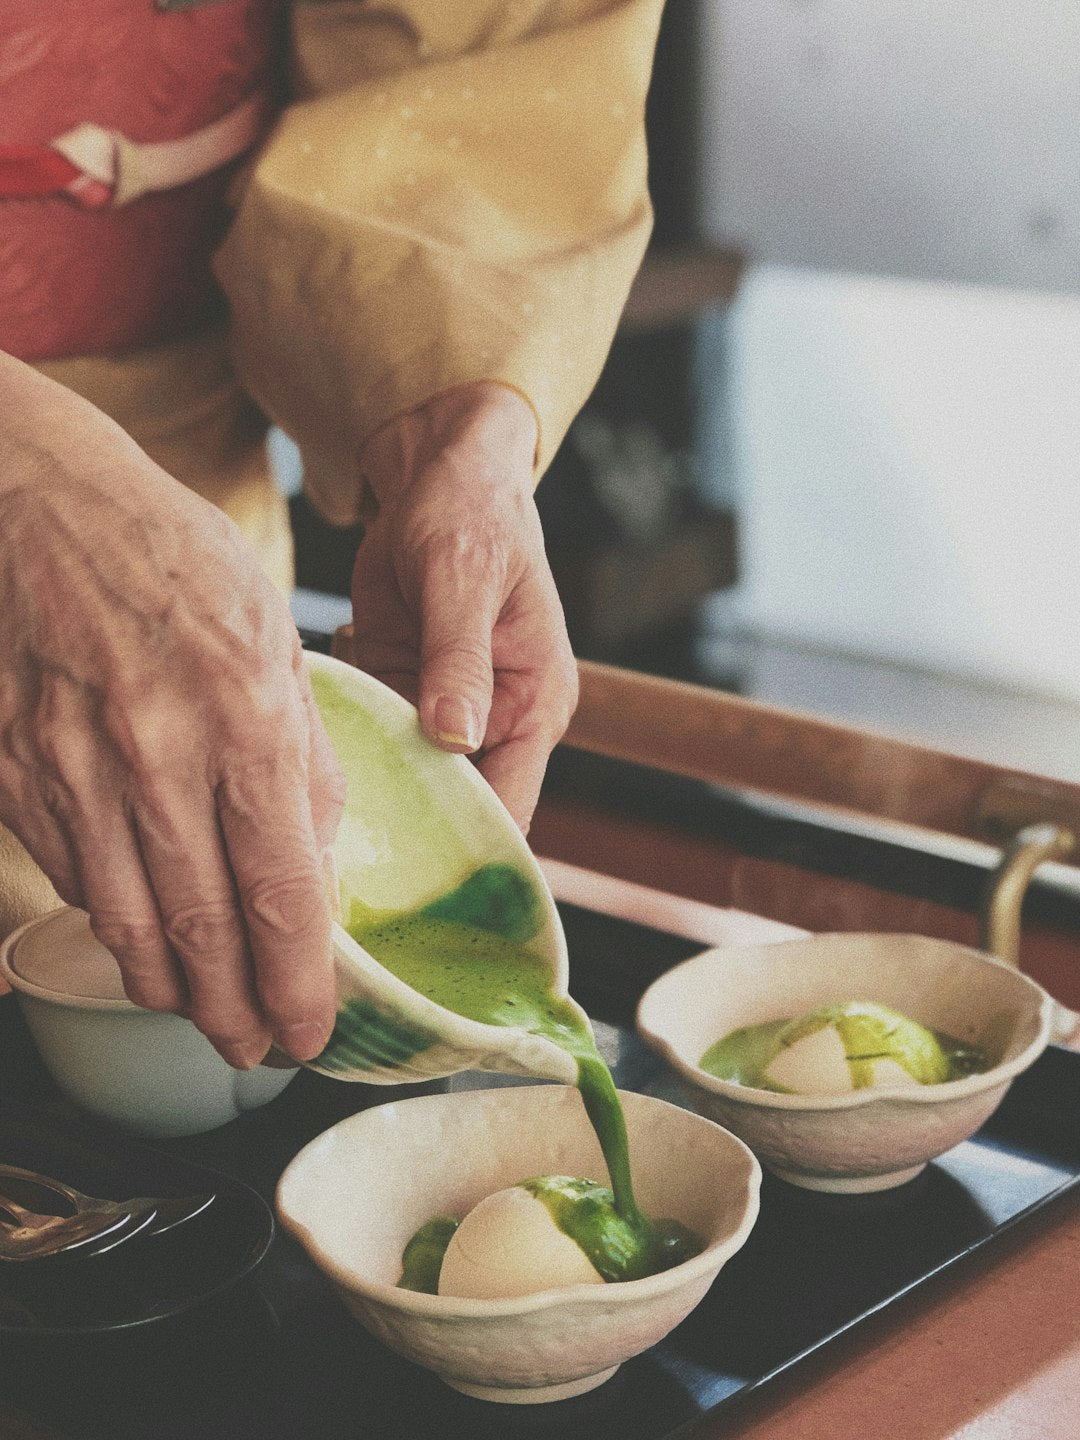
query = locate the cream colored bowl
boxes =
[637,932,1064,1194]
[0,907,296,1138]
[276,1085,761,1404]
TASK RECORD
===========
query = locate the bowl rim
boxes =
[635,932,1057,1113]
[0,908,141,1013]
[275,1087,762,1317]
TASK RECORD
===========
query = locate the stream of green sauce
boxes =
[337,863,701,1290]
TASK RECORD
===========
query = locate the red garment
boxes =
[0,0,279,361]
[0,144,105,202]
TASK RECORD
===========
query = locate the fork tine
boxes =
[142,1192,216,1237]
[0,1208,135,1262]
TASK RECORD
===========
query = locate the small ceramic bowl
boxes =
[0,907,297,1138]
[637,932,1068,1194]
[303,652,577,1087]
[276,1085,761,1404]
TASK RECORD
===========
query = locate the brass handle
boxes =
[979,823,1076,967]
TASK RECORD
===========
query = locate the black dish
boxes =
[0,1098,273,1337]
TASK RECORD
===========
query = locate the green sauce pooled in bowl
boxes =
[700,1000,990,1094]
[321,862,700,1292]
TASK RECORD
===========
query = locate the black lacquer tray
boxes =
[1,901,1079,1440]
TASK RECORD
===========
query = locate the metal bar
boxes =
[979,823,1077,966]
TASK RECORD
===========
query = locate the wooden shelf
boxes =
[620,246,745,331]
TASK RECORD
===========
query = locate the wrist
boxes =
[0,350,136,501]
[359,382,539,510]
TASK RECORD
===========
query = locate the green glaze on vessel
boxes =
[398,1216,460,1293]
[700,1000,990,1092]
[317,999,439,1074]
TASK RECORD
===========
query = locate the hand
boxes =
[0,354,344,1068]
[342,383,578,833]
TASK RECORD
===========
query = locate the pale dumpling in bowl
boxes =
[699,1000,985,1095]
[437,1185,604,1299]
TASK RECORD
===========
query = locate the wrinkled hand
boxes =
[342,383,578,832]
[0,355,344,1068]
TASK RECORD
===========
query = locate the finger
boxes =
[298,661,347,854]
[0,734,85,908]
[473,734,552,835]
[1,801,85,910]
[69,813,189,1018]
[216,751,336,1063]
[349,537,422,704]
[478,578,578,829]
[414,539,502,755]
[17,701,188,1014]
[132,785,269,1067]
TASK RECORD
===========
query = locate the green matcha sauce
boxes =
[399,1216,460,1293]
[521,1176,699,1284]
[700,1003,990,1093]
[327,862,701,1290]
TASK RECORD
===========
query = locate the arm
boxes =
[342,382,578,832]
[0,351,344,1066]
[214,1,664,826]
[215,0,667,514]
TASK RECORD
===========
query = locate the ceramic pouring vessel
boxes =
[302,651,578,1086]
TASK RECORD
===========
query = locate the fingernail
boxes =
[224,1041,270,1071]
[432,695,480,751]
[280,1021,331,1062]
[261,1043,302,1071]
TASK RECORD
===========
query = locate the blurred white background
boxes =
[693,0,1080,704]
[701,0,1080,292]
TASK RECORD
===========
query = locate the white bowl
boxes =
[276,1085,761,1404]
[637,932,1061,1194]
[0,907,296,1138]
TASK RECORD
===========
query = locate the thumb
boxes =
[415,553,500,754]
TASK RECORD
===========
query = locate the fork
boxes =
[0,1165,215,1262]
[0,1195,145,1261]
